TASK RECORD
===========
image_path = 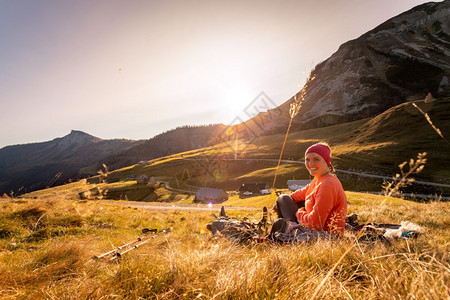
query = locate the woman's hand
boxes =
[296,207,306,223]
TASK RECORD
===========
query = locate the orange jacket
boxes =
[291,174,347,234]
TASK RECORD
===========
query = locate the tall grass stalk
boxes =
[272,76,315,189]
[382,152,427,198]
[412,102,449,144]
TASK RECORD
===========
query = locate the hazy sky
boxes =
[0,0,436,148]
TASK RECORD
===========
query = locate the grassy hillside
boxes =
[335,98,450,180]
[0,193,448,299]
[118,98,450,196]
[101,124,225,171]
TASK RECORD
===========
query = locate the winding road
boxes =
[160,157,450,201]
[178,157,450,188]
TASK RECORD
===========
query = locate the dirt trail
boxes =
[99,200,261,212]
[0,198,262,212]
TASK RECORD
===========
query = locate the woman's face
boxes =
[305,152,329,178]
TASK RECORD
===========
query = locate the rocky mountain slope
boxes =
[270,0,450,131]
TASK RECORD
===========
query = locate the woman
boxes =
[273,142,347,235]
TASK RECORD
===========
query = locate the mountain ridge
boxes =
[100,124,225,171]
[283,0,450,130]
[0,131,140,195]
[216,1,450,141]
[0,125,225,195]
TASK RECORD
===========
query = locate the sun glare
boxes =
[222,86,254,117]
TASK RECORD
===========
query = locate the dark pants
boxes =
[274,194,305,222]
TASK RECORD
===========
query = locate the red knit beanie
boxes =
[305,144,331,166]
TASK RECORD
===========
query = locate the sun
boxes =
[221,85,254,117]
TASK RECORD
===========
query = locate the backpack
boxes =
[206,206,268,242]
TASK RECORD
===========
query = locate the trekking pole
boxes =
[92,228,157,260]
[109,228,172,261]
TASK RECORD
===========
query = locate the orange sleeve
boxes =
[295,180,335,230]
[290,183,311,202]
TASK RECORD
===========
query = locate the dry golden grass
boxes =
[0,194,449,299]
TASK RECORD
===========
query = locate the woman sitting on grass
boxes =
[273,142,347,235]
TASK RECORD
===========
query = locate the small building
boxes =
[147,176,159,188]
[136,175,150,184]
[194,187,229,204]
[238,183,269,196]
[287,180,311,191]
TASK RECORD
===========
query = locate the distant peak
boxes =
[60,130,101,144]
[69,130,90,136]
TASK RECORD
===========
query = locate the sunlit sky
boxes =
[0,0,436,148]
